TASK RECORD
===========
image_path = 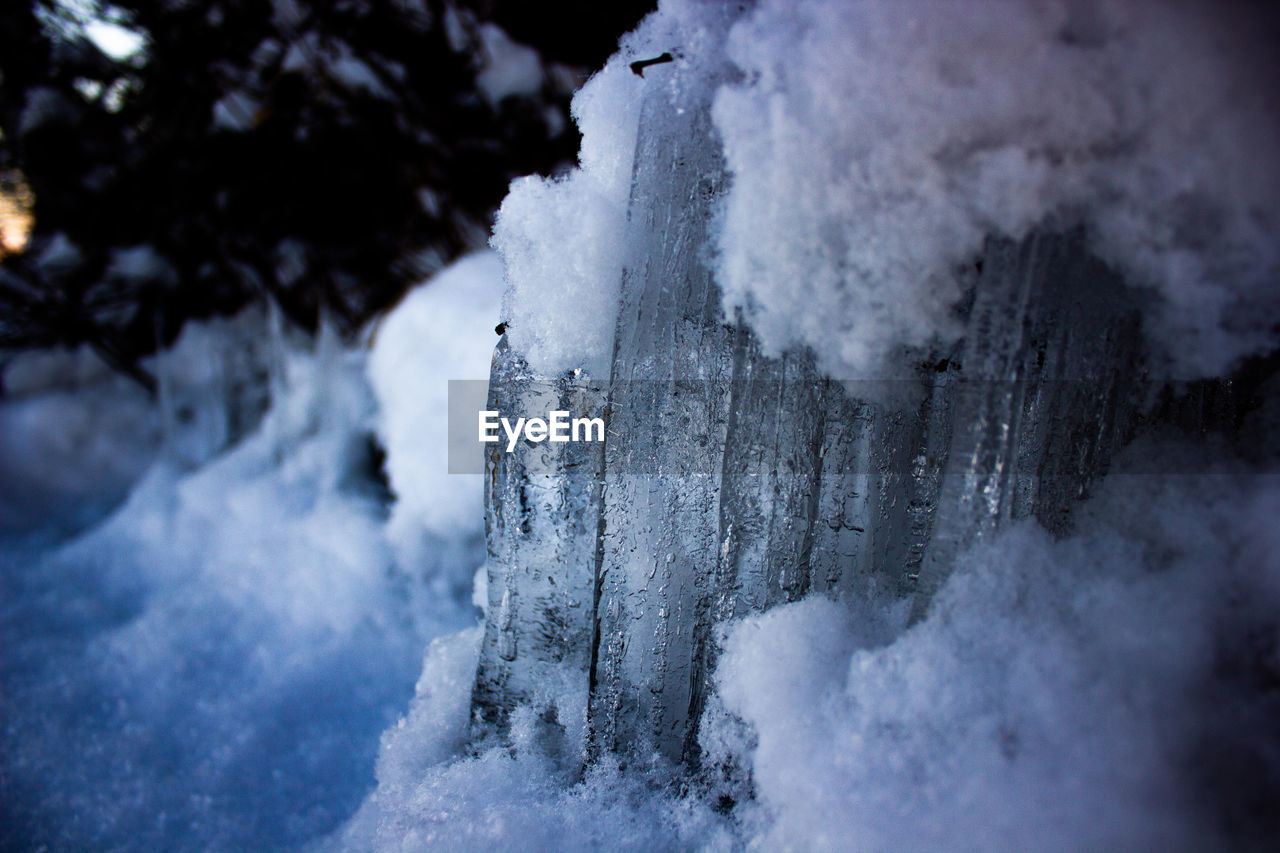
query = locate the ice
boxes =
[455,0,1280,847]
[325,626,735,853]
[478,4,1159,767]
[338,446,1280,851]
[587,24,739,761]
[7,0,1280,849]
[469,340,604,749]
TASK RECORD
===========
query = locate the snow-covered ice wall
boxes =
[477,0,1280,784]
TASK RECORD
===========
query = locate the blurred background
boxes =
[0,4,654,849]
[0,0,653,392]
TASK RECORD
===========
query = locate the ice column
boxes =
[471,339,605,740]
[475,45,1157,769]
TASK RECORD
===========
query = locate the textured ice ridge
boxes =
[471,8,1251,769]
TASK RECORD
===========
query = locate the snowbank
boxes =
[367,251,504,562]
[713,451,1280,850]
[2,257,498,850]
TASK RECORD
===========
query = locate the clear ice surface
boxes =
[471,31,1228,768]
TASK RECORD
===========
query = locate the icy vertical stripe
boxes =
[470,341,603,745]
[367,252,504,543]
[491,61,645,377]
[910,232,1145,615]
[588,56,739,760]
[713,0,1280,382]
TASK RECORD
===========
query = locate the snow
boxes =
[323,440,1280,852]
[106,244,179,287]
[476,24,544,105]
[490,51,647,378]
[325,627,734,852]
[490,0,1280,383]
[281,37,314,74]
[366,251,503,569]
[17,86,79,136]
[212,90,262,132]
[270,0,307,31]
[329,52,391,98]
[0,347,156,539]
[712,451,1280,850]
[1,309,272,539]
[712,0,1280,382]
[1,259,494,850]
[445,1,1279,848]
[85,19,146,62]
[7,1,1280,850]
[33,232,83,276]
[1,334,394,850]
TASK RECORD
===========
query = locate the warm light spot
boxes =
[0,171,36,259]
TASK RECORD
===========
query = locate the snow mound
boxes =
[712,450,1280,851]
[367,251,503,570]
[714,0,1280,381]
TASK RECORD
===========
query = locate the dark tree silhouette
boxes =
[0,0,654,390]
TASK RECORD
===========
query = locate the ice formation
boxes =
[5,1,1280,851]
[454,0,1280,848]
